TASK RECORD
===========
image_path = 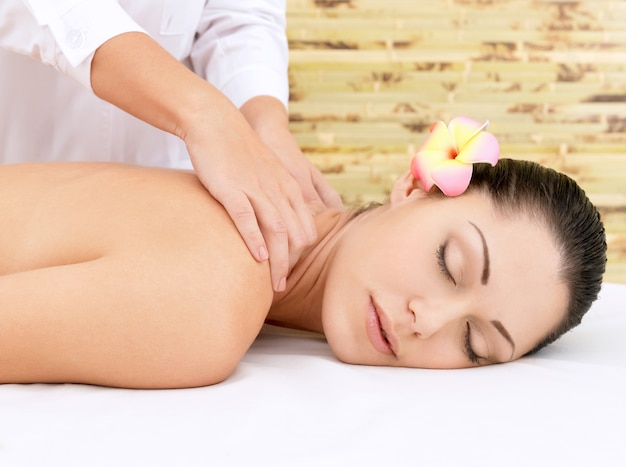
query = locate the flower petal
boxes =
[416,120,457,157]
[448,116,485,149]
[411,151,446,191]
[455,131,500,165]
[430,159,473,197]
[410,121,458,190]
[411,116,501,196]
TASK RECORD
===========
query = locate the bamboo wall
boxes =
[286,0,626,284]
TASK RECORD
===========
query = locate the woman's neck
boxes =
[266,209,358,333]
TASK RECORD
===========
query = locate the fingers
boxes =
[216,182,316,293]
[184,110,327,293]
[257,130,343,212]
[261,198,313,292]
[219,191,270,264]
[251,200,290,293]
[277,157,343,214]
[259,179,316,291]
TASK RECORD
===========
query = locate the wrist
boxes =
[240,96,290,137]
[175,85,241,142]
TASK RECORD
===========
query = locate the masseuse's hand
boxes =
[240,97,344,279]
[240,96,344,218]
[91,32,335,291]
[182,95,319,292]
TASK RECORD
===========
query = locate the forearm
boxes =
[90,31,238,142]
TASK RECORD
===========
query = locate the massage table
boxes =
[1,282,625,466]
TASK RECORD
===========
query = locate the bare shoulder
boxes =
[0,162,258,273]
[0,162,273,388]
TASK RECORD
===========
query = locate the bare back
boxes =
[0,163,272,388]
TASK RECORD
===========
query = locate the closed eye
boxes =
[465,322,482,365]
[436,242,455,285]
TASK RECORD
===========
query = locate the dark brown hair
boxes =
[466,158,607,354]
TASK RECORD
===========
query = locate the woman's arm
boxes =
[0,253,269,389]
[0,164,273,389]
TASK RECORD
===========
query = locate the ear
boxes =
[390,170,427,206]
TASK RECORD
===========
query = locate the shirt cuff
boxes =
[220,67,289,110]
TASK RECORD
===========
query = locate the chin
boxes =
[321,285,373,365]
[324,334,376,366]
[322,321,360,365]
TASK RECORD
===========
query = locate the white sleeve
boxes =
[0,0,146,89]
[191,0,289,109]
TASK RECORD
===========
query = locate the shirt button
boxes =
[66,29,85,49]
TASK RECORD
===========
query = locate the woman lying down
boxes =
[0,117,606,389]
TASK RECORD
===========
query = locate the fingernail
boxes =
[275,277,286,292]
[258,246,269,261]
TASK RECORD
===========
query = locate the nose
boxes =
[407,296,464,339]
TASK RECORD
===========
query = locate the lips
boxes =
[366,297,397,356]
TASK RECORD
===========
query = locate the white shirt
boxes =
[0,0,288,168]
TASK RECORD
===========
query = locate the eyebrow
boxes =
[468,221,490,285]
[491,320,516,361]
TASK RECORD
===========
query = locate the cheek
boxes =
[398,331,473,369]
[320,258,360,356]
[375,235,437,290]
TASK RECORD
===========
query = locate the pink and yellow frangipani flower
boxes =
[410,116,500,196]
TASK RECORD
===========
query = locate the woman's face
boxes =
[321,189,568,368]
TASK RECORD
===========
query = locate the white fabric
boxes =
[1,282,625,466]
[0,0,288,169]
[7,0,147,87]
